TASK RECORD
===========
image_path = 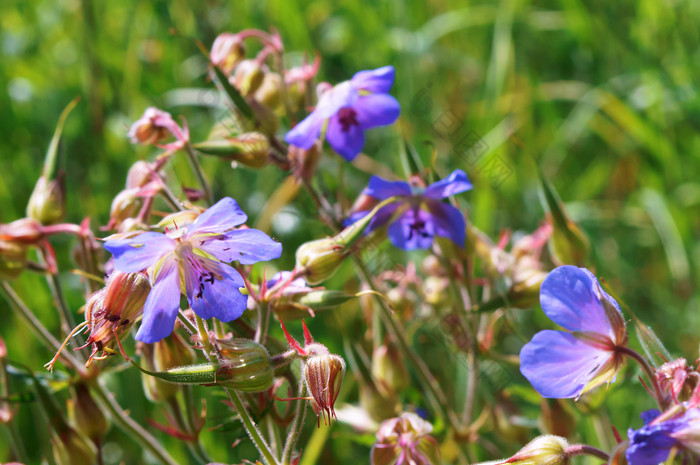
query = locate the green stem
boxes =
[178,311,198,336]
[40,248,78,339]
[184,143,213,206]
[225,387,280,465]
[255,301,271,344]
[618,346,664,408]
[160,184,184,212]
[91,381,179,465]
[281,375,308,465]
[0,281,85,376]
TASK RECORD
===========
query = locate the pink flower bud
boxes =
[304,350,346,424]
[210,33,245,75]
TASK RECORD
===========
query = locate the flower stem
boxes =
[281,374,308,465]
[91,380,179,465]
[255,301,271,344]
[618,346,663,407]
[224,387,280,465]
[184,143,213,205]
[565,444,610,461]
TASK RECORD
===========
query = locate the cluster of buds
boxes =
[370,412,441,465]
[280,321,346,425]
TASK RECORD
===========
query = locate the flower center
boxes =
[337,107,359,132]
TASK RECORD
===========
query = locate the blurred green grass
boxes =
[1,0,700,463]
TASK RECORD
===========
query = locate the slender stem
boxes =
[565,444,610,461]
[618,346,663,407]
[255,301,271,344]
[178,311,198,336]
[195,315,213,360]
[40,248,77,338]
[225,387,280,465]
[159,185,183,212]
[0,281,85,376]
[91,380,179,465]
[281,375,308,465]
[184,143,213,205]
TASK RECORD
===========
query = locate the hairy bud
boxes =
[295,238,347,285]
[475,435,570,465]
[304,351,346,424]
[27,174,66,225]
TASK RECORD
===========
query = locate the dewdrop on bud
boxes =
[27,174,66,225]
[0,241,27,280]
[371,412,440,465]
[475,435,570,465]
[233,60,265,96]
[210,33,245,75]
[295,238,347,285]
[68,382,110,443]
[304,351,345,424]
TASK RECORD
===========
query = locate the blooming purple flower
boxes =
[347,170,472,250]
[285,66,400,161]
[104,197,281,343]
[519,265,628,398]
[627,407,700,464]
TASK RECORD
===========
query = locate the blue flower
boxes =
[627,407,700,464]
[347,170,472,250]
[285,66,400,161]
[104,197,282,343]
[519,266,628,398]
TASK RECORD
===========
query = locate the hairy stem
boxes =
[225,387,280,465]
[281,374,308,465]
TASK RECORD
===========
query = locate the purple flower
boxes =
[104,197,282,343]
[347,170,472,250]
[519,266,628,398]
[627,407,700,464]
[285,66,400,161]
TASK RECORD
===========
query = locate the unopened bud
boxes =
[476,435,570,465]
[27,174,66,225]
[51,426,97,465]
[139,342,178,402]
[108,188,143,229]
[157,208,203,231]
[0,241,27,280]
[68,382,110,443]
[0,218,44,245]
[254,73,283,111]
[125,161,154,189]
[304,352,345,423]
[295,238,347,285]
[193,132,270,168]
[210,33,245,75]
[548,215,590,267]
[656,358,698,405]
[289,143,320,182]
[371,342,409,395]
[249,98,280,136]
[371,412,440,465]
[233,60,265,96]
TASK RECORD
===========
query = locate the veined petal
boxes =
[135,259,181,343]
[200,229,282,264]
[424,200,466,248]
[424,170,473,199]
[285,112,325,149]
[351,66,395,93]
[540,266,620,336]
[365,176,412,199]
[626,421,680,465]
[519,330,614,398]
[315,81,359,118]
[104,231,176,273]
[326,114,365,161]
[187,197,247,235]
[387,208,436,250]
[354,94,401,129]
[184,258,247,321]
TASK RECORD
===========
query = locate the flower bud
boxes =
[549,216,590,267]
[210,33,245,75]
[233,60,265,96]
[139,342,178,402]
[82,271,150,365]
[476,435,570,465]
[295,238,347,285]
[371,342,409,395]
[125,160,153,189]
[371,412,440,465]
[68,382,110,443]
[289,143,320,182]
[249,98,280,136]
[0,218,44,245]
[193,132,270,168]
[304,352,345,423]
[656,358,698,406]
[140,331,195,402]
[108,188,143,230]
[0,240,27,280]
[254,72,283,111]
[157,208,203,231]
[51,426,97,465]
[27,174,66,225]
[128,107,188,149]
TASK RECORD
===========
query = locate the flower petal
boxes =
[519,330,613,398]
[424,170,473,199]
[104,232,176,273]
[626,422,678,465]
[326,114,365,161]
[353,94,401,129]
[424,200,466,247]
[285,112,325,149]
[365,176,412,199]
[200,229,282,265]
[315,81,359,118]
[540,266,620,335]
[135,259,181,343]
[351,66,395,93]
[185,259,248,321]
[387,208,436,250]
[187,197,247,235]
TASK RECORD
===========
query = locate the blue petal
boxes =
[424,170,473,199]
[315,81,359,119]
[641,410,662,425]
[135,259,181,343]
[285,112,325,149]
[104,232,175,273]
[387,208,436,250]
[626,423,678,465]
[425,200,466,247]
[200,229,282,265]
[540,266,619,335]
[326,113,365,161]
[519,330,611,398]
[188,197,247,235]
[365,176,411,199]
[353,94,401,129]
[351,66,395,93]
[185,260,248,322]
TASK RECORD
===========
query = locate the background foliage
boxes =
[1,0,699,463]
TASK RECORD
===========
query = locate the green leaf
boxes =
[43,97,80,180]
[212,65,254,120]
